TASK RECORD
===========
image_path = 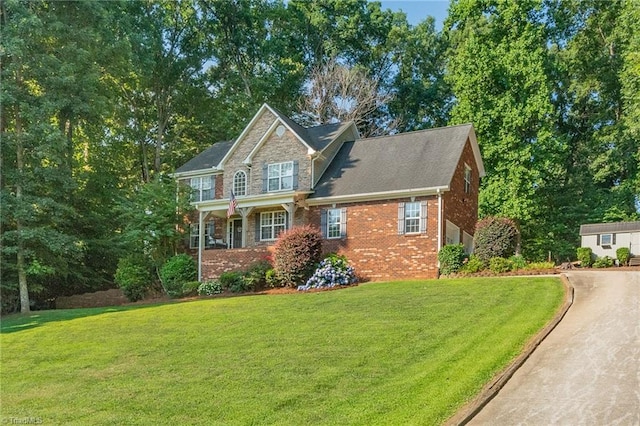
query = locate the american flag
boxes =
[227,190,237,217]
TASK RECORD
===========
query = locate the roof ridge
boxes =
[357,123,473,142]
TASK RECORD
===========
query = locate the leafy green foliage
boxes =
[114,256,153,302]
[489,257,513,274]
[218,271,246,293]
[159,254,197,298]
[577,247,593,267]
[593,256,614,268]
[197,280,223,296]
[616,247,631,266]
[473,217,520,264]
[438,244,466,275]
[460,255,484,274]
[273,226,323,287]
[182,281,201,297]
[525,261,555,270]
[509,255,527,270]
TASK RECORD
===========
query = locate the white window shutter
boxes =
[398,203,405,235]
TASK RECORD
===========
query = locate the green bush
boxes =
[576,247,593,267]
[616,247,631,266]
[474,216,520,264]
[219,271,246,292]
[243,260,272,291]
[489,257,512,274]
[182,281,201,297]
[197,280,223,296]
[265,268,280,287]
[593,256,614,268]
[438,244,466,275]
[159,254,197,298]
[460,255,484,274]
[114,256,153,302]
[509,255,527,270]
[525,261,555,270]
[273,225,323,287]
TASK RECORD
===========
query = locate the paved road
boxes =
[469,271,640,426]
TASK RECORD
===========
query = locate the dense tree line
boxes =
[1,0,638,312]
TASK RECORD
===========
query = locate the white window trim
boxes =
[190,175,214,202]
[233,170,247,196]
[267,161,294,192]
[260,211,287,241]
[464,164,472,194]
[404,201,421,234]
[190,221,215,249]
[326,208,343,239]
[600,233,613,246]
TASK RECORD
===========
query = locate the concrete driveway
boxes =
[468,271,640,426]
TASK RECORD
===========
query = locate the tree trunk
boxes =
[14,69,30,313]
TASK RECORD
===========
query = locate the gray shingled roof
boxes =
[579,222,640,235]
[269,106,354,152]
[174,140,234,174]
[310,124,474,198]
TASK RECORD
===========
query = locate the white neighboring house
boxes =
[579,221,640,259]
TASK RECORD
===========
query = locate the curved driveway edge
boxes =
[445,274,575,426]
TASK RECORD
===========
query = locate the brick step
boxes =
[629,257,640,267]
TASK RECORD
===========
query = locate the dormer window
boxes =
[464,164,472,194]
[233,170,247,196]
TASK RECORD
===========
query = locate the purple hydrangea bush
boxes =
[297,254,357,291]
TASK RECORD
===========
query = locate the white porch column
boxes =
[197,209,204,282]
[437,189,443,268]
[238,207,254,247]
[281,202,297,229]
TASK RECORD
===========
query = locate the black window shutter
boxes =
[292,160,299,189]
[262,164,268,193]
[613,234,616,245]
[320,210,327,238]
[597,234,600,245]
[255,214,261,242]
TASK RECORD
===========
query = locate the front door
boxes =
[230,219,243,248]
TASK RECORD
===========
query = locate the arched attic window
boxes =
[233,170,247,196]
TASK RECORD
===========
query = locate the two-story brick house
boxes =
[173,103,485,281]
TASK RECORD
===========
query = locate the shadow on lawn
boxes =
[0,303,165,334]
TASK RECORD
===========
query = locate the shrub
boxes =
[182,281,201,297]
[474,216,520,264]
[159,254,197,298]
[298,254,357,291]
[243,260,272,291]
[438,244,466,275]
[114,255,153,302]
[489,257,512,274]
[616,247,631,266]
[576,247,593,267]
[525,261,555,270]
[197,280,223,296]
[460,255,484,274]
[273,225,323,287]
[219,271,247,293]
[509,255,527,270]
[593,256,614,268]
[265,268,280,288]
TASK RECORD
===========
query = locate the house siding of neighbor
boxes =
[579,222,640,259]
[173,103,485,282]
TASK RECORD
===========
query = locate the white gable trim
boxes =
[218,103,317,169]
[466,126,486,178]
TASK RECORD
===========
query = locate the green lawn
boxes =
[1,277,564,425]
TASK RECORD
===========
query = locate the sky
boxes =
[379,1,450,29]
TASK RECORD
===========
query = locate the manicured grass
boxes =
[1,277,564,425]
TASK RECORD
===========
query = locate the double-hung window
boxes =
[398,201,427,235]
[464,165,472,194]
[260,211,286,241]
[267,161,293,192]
[322,208,346,239]
[190,175,214,202]
[599,233,614,246]
[190,221,215,249]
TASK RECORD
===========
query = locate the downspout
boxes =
[437,189,443,271]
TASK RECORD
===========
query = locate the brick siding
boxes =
[200,246,272,280]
